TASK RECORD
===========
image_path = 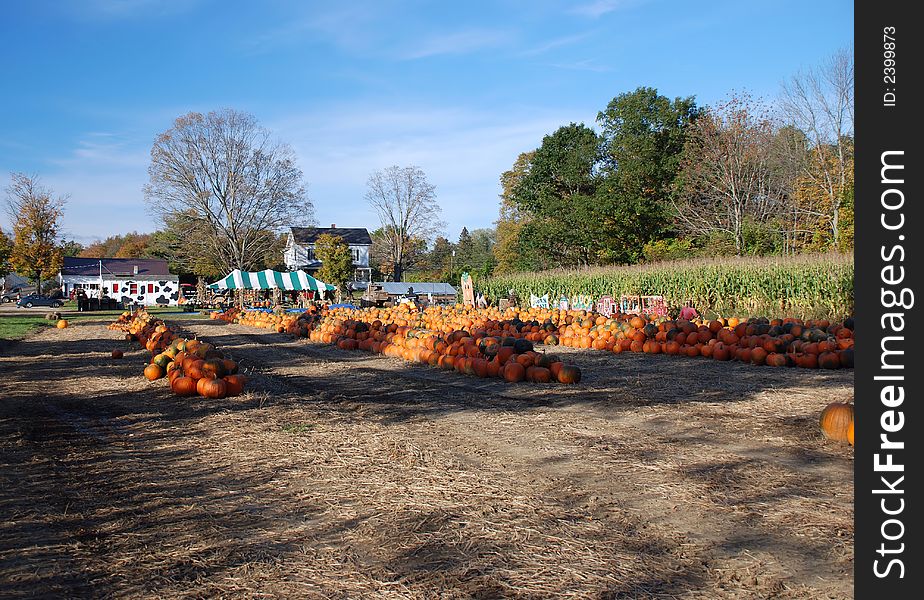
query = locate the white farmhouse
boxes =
[58,257,180,305]
[283,225,373,288]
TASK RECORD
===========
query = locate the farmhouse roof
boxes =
[61,257,175,278]
[290,226,372,246]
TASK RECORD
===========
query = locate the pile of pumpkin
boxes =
[547,314,854,369]
[111,310,247,399]
[214,306,582,384]
[820,401,854,446]
[107,308,177,354]
[317,320,583,384]
[144,337,247,399]
[213,302,854,371]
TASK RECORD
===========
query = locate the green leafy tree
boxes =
[314,233,354,294]
[146,210,223,278]
[510,123,603,268]
[596,87,699,262]
[5,173,66,291]
[60,240,84,257]
[456,227,473,267]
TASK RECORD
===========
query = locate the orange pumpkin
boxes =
[557,365,581,384]
[171,376,198,396]
[143,364,165,381]
[820,402,854,442]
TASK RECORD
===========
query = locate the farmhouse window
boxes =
[351,248,360,262]
[130,283,138,295]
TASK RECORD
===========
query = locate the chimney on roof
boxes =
[330,223,336,228]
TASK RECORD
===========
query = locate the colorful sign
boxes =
[461,273,475,307]
[530,293,550,309]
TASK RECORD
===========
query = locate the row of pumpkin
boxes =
[109,309,248,399]
[213,307,582,384]
[212,303,854,369]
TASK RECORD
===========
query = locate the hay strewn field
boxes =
[0,316,854,598]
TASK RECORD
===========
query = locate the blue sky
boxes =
[0,0,853,245]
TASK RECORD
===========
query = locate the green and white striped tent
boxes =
[208,269,336,292]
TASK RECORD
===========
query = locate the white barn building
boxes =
[58,257,181,306]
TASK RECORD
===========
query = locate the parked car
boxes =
[16,294,63,309]
[1,291,18,304]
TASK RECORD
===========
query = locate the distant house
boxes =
[283,225,373,287]
[58,257,180,306]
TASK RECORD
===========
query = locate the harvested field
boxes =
[0,316,854,598]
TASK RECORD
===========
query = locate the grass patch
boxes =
[281,423,314,435]
[0,314,52,340]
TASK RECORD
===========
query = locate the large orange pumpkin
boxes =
[557,365,581,384]
[144,364,165,381]
[171,376,198,396]
[198,377,228,399]
[820,402,854,442]
[56,319,68,329]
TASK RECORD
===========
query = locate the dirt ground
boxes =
[0,316,854,599]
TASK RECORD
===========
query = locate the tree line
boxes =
[494,48,853,273]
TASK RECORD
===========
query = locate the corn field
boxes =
[479,253,854,320]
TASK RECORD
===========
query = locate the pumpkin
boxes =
[820,402,854,442]
[171,376,198,396]
[847,420,854,446]
[223,374,246,396]
[557,365,582,384]
[504,362,526,383]
[198,377,228,399]
[111,349,124,359]
[531,367,552,383]
[144,364,165,381]
[818,352,840,370]
[56,319,68,329]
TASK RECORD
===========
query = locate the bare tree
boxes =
[365,166,443,281]
[780,48,854,247]
[144,109,313,277]
[672,95,788,255]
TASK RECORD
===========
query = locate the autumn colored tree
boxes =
[672,95,787,255]
[314,233,354,295]
[4,173,66,291]
[781,48,854,249]
[494,151,535,273]
[0,226,13,278]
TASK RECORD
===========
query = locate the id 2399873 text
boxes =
[883,26,896,107]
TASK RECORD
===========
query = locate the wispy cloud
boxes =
[569,0,638,18]
[400,29,512,60]
[270,103,591,236]
[245,5,379,55]
[547,58,612,72]
[518,31,595,57]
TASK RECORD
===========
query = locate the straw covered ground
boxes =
[0,317,854,598]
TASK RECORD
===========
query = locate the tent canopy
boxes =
[208,269,335,292]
